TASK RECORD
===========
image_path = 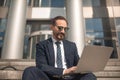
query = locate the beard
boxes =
[56,33,65,40]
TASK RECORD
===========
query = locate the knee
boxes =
[80,73,96,80]
[86,73,96,80]
[22,66,49,80]
[23,66,37,74]
[23,66,47,75]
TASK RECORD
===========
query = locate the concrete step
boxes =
[0,70,120,80]
[0,59,119,65]
[0,59,120,80]
[94,71,120,78]
[0,59,35,70]
[0,59,120,71]
[0,59,35,66]
[107,60,120,66]
[0,70,22,80]
[0,65,120,71]
[97,78,120,80]
[104,66,120,71]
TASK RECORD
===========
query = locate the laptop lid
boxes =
[74,45,113,73]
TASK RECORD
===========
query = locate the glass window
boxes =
[40,24,51,30]
[100,0,118,6]
[115,18,120,31]
[115,18,120,45]
[40,0,65,7]
[0,19,7,31]
[0,18,6,58]
[41,0,50,7]
[27,0,32,6]
[82,0,120,7]
[0,32,4,37]
[33,0,40,7]
[0,19,6,48]
[30,24,50,32]
[0,0,11,7]
[89,39,104,45]
[23,35,30,58]
[5,0,11,7]
[85,18,118,58]
[0,0,4,6]
[0,40,3,57]
[23,24,31,58]
[82,0,100,7]
[0,40,3,47]
[85,18,104,42]
[118,32,120,45]
[86,32,104,38]
[106,0,120,6]
[51,0,64,7]
[23,21,52,59]
[83,0,92,6]
[86,18,103,31]
[92,0,100,6]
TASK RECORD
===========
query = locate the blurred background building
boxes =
[0,0,120,59]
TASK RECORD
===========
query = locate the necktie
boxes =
[55,41,63,68]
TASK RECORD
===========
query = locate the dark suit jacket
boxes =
[36,38,79,77]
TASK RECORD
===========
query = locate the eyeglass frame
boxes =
[55,25,69,32]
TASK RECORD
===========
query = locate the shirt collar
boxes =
[51,37,62,44]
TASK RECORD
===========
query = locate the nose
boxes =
[60,28,65,33]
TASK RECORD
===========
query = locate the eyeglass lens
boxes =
[56,26,69,32]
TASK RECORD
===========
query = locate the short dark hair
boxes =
[51,16,68,26]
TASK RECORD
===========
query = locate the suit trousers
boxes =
[22,66,96,80]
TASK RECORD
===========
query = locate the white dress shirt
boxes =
[52,37,67,69]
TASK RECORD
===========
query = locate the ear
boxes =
[50,25,53,30]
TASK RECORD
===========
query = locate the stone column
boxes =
[1,0,27,59]
[65,0,85,57]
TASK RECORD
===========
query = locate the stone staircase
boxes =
[0,59,35,80]
[95,59,120,80]
[0,59,120,80]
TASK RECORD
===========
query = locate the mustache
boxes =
[57,32,65,36]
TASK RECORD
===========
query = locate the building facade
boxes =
[0,0,120,60]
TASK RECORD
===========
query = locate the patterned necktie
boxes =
[55,41,63,68]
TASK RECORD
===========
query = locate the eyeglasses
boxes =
[55,26,69,32]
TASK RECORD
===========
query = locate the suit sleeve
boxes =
[36,42,64,77]
[73,43,79,65]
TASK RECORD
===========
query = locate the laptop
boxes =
[74,45,113,73]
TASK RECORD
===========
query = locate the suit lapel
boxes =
[47,38,72,67]
[47,38,55,66]
[63,40,71,68]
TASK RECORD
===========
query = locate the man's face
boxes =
[51,19,68,41]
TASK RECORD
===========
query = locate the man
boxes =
[22,16,96,80]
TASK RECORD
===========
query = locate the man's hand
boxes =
[63,66,77,75]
